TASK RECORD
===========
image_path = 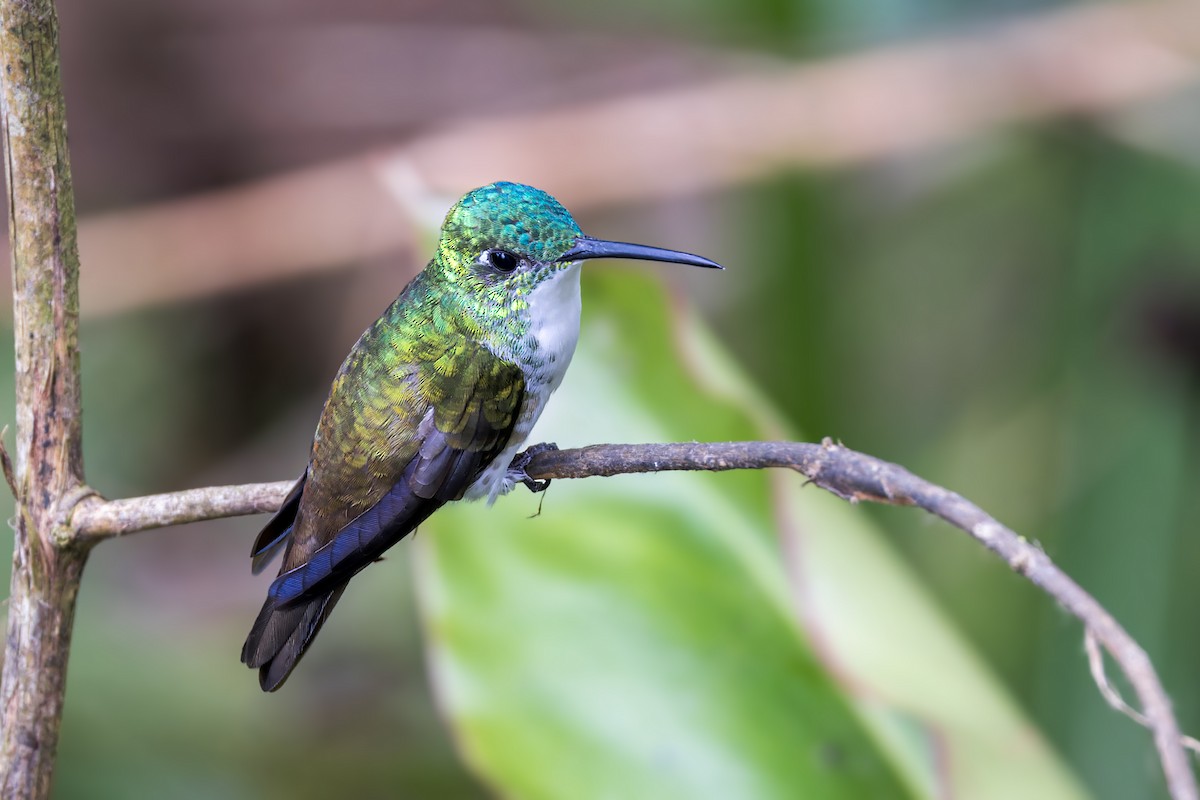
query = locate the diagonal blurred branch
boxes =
[160,24,730,138]
[67,439,1200,799]
[0,0,1187,317]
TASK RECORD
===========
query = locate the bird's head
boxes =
[433,182,721,300]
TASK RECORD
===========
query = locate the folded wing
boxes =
[242,328,526,690]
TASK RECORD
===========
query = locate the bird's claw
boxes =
[508,442,559,494]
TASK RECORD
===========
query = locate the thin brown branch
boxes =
[532,441,1199,799]
[0,0,1185,318]
[0,0,89,796]
[68,439,1198,798]
[71,481,295,541]
[540,442,1200,797]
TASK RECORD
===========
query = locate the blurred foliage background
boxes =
[1,0,1199,797]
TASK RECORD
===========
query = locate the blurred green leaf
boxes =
[416,269,1086,799]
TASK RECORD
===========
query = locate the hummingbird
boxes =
[241,181,721,691]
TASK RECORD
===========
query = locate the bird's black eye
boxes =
[483,249,519,273]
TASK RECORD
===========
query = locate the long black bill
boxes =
[556,236,722,269]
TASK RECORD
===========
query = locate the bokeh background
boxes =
[1,0,1199,797]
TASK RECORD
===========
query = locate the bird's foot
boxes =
[508,442,559,494]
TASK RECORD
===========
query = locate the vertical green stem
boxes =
[0,0,89,797]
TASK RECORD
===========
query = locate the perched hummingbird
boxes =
[241,181,721,691]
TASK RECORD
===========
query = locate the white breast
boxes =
[522,263,583,391]
[465,264,582,501]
